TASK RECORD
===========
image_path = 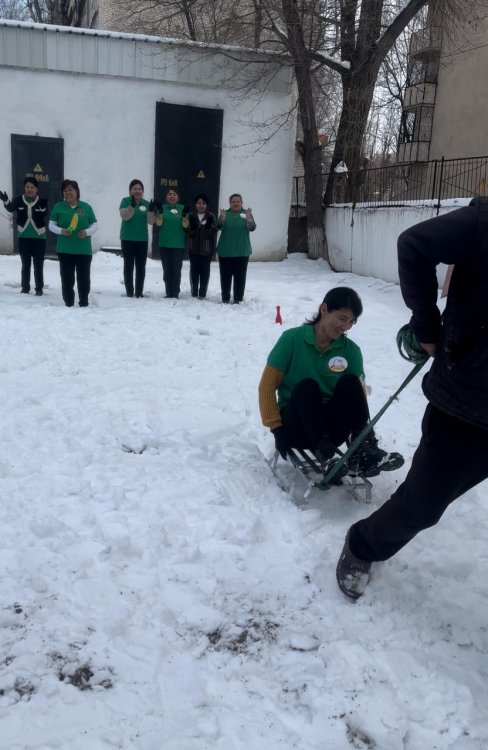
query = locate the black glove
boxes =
[148,199,158,212]
[182,205,190,218]
[272,426,290,460]
[396,324,429,364]
[0,190,8,203]
[130,194,137,207]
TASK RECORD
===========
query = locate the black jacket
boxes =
[4,194,49,233]
[398,197,488,429]
[186,211,217,256]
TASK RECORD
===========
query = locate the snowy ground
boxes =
[0,251,487,750]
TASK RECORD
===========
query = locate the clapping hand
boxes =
[219,208,226,221]
[130,194,137,207]
[245,208,253,221]
[0,190,8,203]
[148,199,158,212]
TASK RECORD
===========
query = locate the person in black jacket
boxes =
[186,193,217,299]
[0,177,48,295]
[336,197,488,599]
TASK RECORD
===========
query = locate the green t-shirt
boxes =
[157,203,186,249]
[50,200,97,255]
[267,324,365,409]
[217,209,256,257]
[119,196,150,242]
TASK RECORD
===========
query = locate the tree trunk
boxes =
[282,0,327,261]
[324,68,378,205]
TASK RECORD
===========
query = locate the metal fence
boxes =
[292,155,488,212]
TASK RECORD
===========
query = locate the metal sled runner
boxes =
[267,447,373,503]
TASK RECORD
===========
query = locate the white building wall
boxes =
[325,200,470,284]
[0,22,296,260]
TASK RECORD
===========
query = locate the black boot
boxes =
[348,433,404,477]
[336,528,372,600]
[315,434,336,465]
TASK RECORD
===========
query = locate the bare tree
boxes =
[2,0,96,26]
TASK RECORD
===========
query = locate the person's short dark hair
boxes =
[61,179,80,199]
[306,286,363,325]
[194,193,209,205]
[324,287,363,318]
[165,187,180,201]
[129,179,144,192]
[24,176,38,189]
[229,193,242,203]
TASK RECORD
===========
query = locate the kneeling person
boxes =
[258,287,402,477]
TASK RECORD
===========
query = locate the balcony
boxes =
[409,26,442,57]
[397,141,430,164]
[403,82,437,109]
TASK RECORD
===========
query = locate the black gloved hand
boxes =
[182,205,190,217]
[0,190,8,203]
[396,323,429,364]
[130,194,137,207]
[148,199,158,212]
[271,425,290,460]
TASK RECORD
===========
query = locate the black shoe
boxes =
[336,529,372,600]
[21,289,29,294]
[164,294,173,298]
[135,294,144,298]
[35,290,43,296]
[348,434,404,478]
[126,292,134,297]
[315,435,336,466]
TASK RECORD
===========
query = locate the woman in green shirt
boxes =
[258,287,403,477]
[119,179,154,298]
[154,188,188,299]
[217,193,256,304]
[49,179,98,307]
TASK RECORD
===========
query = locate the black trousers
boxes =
[161,247,185,297]
[281,375,370,450]
[18,237,45,293]
[189,254,212,298]
[122,239,148,297]
[58,253,92,307]
[218,256,249,303]
[351,404,488,562]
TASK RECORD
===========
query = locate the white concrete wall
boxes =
[0,23,296,260]
[325,200,471,284]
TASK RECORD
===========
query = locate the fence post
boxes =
[436,156,445,214]
[431,159,438,201]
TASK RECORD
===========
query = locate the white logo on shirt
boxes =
[328,356,348,372]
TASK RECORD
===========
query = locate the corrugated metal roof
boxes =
[0,18,292,91]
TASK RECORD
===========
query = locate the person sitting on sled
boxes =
[258,286,403,477]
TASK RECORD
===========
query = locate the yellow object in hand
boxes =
[69,213,79,233]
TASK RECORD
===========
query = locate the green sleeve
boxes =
[348,343,365,381]
[50,204,57,221]
[267,330,294,373]
[87,204,97,224]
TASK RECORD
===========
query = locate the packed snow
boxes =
[0,251,487,750]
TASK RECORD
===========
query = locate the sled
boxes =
[267,447,373,504]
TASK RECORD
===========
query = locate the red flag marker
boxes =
[275,305,282,324]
